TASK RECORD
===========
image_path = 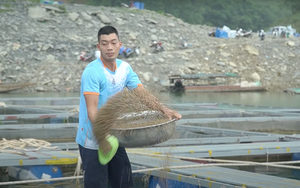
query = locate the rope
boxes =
[68,107,79,113]
[128,151,300,170]
[73,156,82,184]
[0,138,58,154]
[0,102,6,107]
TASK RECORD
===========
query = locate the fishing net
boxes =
[93,89,176,154]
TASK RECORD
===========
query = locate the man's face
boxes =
[97,33,122,62]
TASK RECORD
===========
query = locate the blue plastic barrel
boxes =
[133,2,140,9]
[140,2,144,9]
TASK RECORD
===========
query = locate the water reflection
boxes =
[163,92,300,108]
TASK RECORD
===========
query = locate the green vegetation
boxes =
[275,12,300,32]
[0,9,11,13]
[28,0,40,3]
[58,5,67,13]
[285,0,300,14]
[0,3,11,13]
[276,0,300,32]
[2,4,11,8]
[79,0,292,31]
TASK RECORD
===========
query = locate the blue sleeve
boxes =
[81,66,101,95]
[126,65,142,90]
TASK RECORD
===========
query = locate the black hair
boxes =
[97,26,119,42]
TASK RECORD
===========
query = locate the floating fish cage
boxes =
[1,101,300,187]
[0,106,62,115]
[0,106,79,125]
[0,106,79,140]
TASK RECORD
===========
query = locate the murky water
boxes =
[165,91,300,108]
[1,91,300,108]
[0,91,300,187]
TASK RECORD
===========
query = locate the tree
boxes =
[285,0,300,13]
[84,0,290,31]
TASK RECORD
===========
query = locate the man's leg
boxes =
[79,144,108,188]
[108,147,134,188]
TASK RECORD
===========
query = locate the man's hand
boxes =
[133,86,182,120]
[161,106,182,121]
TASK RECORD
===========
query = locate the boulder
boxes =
[245,45,259,56]
[28,6,49,21]
[251,72,261,82]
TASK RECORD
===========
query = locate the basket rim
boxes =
[111,118,176,131]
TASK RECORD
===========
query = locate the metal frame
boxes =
[129,154,300,188]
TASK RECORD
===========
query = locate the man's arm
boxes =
[84,94,99,124]
[133,86,181,120]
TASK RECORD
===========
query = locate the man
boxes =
[259,29,265,41]
[76,26,181,188]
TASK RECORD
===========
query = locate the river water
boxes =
[1,91,300,108]
[0,91,300,187]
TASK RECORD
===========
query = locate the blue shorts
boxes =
[79,144,134,188]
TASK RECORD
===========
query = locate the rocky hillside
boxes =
[0,1,299,92]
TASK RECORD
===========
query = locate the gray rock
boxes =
[42,44,53,51]
[44,5,63,13]
[220,52,230,57]
[46,54,55,63]
[80,12,92,21]
[97,14,111,24]
[0,50,8,57]
[228,62,236,67]
[76,18,83,25]
[251,72,261,81]
[218,44,227,49]
[52,78,60,85]
[158,58,164,63]
[217,62,226,66]
[142,72,151,81]
[245,45,259,56]
[116,20,124,25]
[35,86,46,92]
[256,67,266,72]
[129,33,136,40]
[287,41,295,47]
[188,64,196,70]
[150,29,157,33]
[145,18,157,24]
[7,75,17,79]
[68,12,79,21]
[168,22,175,27]
[28,6,49,21]
[150,35,158,41]
[288,53,295,57]
[153,76,159,82]
[55,44,67,51]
